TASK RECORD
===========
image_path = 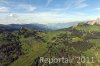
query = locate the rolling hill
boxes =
[0,22,100,66]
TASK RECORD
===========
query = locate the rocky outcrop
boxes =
[87,18,100,25]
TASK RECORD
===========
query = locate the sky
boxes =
[0,0,100,24]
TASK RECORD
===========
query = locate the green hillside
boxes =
[0,24,100,66]
[75,23,100,32]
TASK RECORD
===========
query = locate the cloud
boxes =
[64,0,75,9]
[0,2,37,13]
[17,4,37,12]
[0,6,9,13]
[9,13,18,18]
[0,11,92,24]
[95,8,100,11]
[74,0,88,8]
[0,0,5,1]
[64,0,88,9]
[46,0,53,6]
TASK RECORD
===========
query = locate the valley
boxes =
[0,23,100,66]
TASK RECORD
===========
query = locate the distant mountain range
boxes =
[46,22,79,30]
[0,18,100,32]
[0,24,49,32]
[0,22,80,31]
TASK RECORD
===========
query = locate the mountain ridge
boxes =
[0,22,79,31]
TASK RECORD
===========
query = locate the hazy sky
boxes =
[0,0,100,24]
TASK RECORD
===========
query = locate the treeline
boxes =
[0,28,46,66]
[0,32,22,66]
